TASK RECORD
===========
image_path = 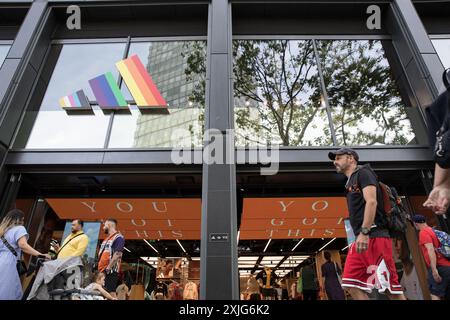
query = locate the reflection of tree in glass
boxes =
[181,42,207,145]
[183,40,415,147]
[317,40,414,146]
[184,40,329,146]
[233,40,329,146]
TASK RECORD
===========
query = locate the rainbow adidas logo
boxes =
[59,54,168,113]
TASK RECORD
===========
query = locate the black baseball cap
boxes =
[412,214,426,224]
[328,148,359,161]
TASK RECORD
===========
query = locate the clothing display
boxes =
[168,281,183,300]
[154,281,168,300]
[246,276,260,294]
[116,283,129,300]
[400,266,424,300]
[256,268,278,289]
[183,281,199,300]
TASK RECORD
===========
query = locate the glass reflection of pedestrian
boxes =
[321,251,345,300]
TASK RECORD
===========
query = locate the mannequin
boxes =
[256,266,278,300]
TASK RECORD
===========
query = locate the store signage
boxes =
[46,197,350,240]
[59,54,168,113]
[239,198,349,240]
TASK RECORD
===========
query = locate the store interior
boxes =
[10,169,439,300]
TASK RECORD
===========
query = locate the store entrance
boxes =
[9,171,202,300]
[236,169,436,301]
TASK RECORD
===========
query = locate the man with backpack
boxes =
[413,214,450,300]
[329,148,406,300]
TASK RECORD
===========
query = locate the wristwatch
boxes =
[361,227,370,236]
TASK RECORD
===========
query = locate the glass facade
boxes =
[109,41,206,148]
[229,39,418,147]
[318,40,416,146]
[432,38,450,69]
[14,42,126,149]
[1,0,449,302]
[0,45,10,68]
[13,40,206,149]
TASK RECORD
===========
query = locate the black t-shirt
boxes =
[345,165,389,238]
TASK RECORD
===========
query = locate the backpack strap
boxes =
[1,235,18,258]
[56,232,85,258]
[350,167,392,215]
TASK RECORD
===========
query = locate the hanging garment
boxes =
[183,281,198,300]
[168,281,183,300]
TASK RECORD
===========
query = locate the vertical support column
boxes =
[387,0,446,106]
[200,0,239,300]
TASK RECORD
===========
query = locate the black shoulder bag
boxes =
[1,235,28,276]
[433,68,450,168]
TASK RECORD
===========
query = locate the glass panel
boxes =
[108,41,206,148]
[14,42,127,149]
[0,45,10,68]
[432,39,450,69]
[317,40,417,146]
[233,40,331,147]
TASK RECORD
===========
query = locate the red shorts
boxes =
[342,237,403,295]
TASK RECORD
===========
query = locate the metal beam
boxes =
[200,0,239,300]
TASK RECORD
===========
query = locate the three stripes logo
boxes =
[59,54,168,113]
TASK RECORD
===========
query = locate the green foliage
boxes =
[182,39,415,147]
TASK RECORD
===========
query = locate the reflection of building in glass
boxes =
[133,42,203,147]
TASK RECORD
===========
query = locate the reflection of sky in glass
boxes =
[62,221,101,260]
[41,43,126,110]
[19,43,126,149]
[234,40,328,146]
[320,40,415,145]
[110,41,205,148]
[432,39,450,69]
[0,45,10,68]
[24,110,111,148]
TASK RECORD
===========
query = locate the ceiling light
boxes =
[143,239,159,254]
[124,247,131,253]
[318,238,337,252]
[291,238,304,251]
[263,239,272,253]
[176,239,187,253]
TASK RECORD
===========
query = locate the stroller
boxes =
[27,256,101,300]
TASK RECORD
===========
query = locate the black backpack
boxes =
[355,167,408,238]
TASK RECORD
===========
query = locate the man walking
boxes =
[54,219,89,259]
[413,214,450,300]
[329,148,405,300]
[97,218,125,298]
